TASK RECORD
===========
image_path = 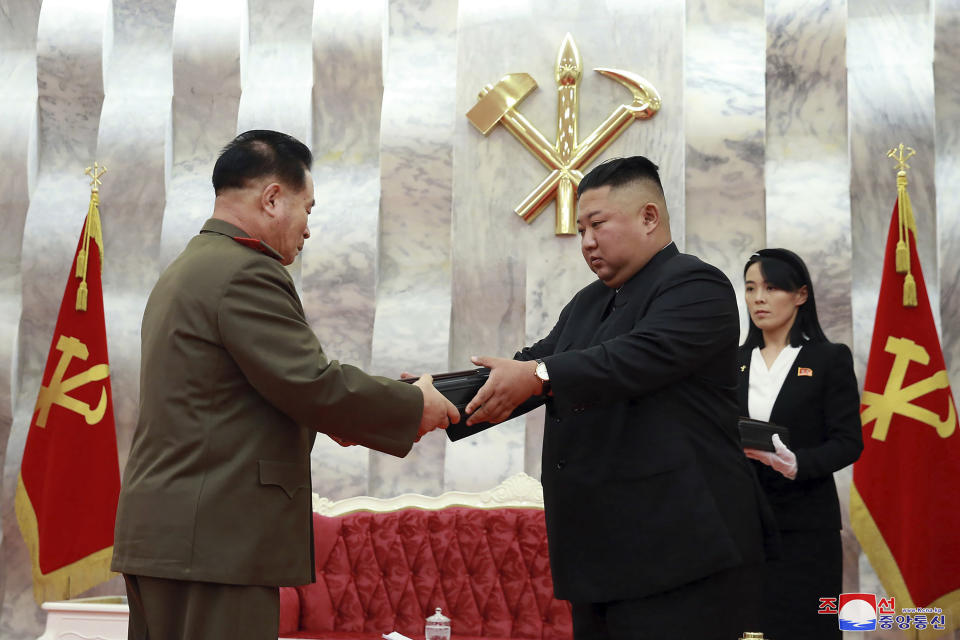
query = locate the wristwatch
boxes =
[535,359,551,395]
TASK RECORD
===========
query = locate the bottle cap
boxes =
[426,607,450,625]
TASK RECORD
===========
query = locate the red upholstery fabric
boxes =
[279,584,301,635]
[280,507,572,639]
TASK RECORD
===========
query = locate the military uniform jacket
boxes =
[517,243,775,603]
[112,219,422,587]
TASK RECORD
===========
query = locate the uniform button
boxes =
[554,417,561,423]
[557,460,566,469]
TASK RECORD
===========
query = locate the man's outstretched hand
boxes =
[414,374,460,440]
[464,356,541,426]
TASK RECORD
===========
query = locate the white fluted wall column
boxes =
[935,0,960,389]
[0,3,958,639]
[302,1,386,499]
[368,0,458,498]
[2,0,110,632]
[159,0,245,269]
[847,0,939,606]
[684,0,766,312]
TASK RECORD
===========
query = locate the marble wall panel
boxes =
[848,0,937,383]
[96,0,175,469]
[931,5,960,631]
[239,0,313,286]
[0,2,43,636]
[75,1,178,603]
[848,0,940,628]
[764,0,851,344]
[763,0,862,596]
[4,1,960,638]
[368,0,458,498]
[2,1,111,636]
[0,0,41,481]
[303,1,382,368]
[303,1,385,500]
[935,0,960,388]
[449,0,685,492]
[684,0,766,326]
[159,0,244,270]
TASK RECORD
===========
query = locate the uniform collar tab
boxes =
[199,218,284,262]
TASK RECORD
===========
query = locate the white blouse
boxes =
[747,345,802,422]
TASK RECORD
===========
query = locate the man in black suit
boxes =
[464,156,774,639]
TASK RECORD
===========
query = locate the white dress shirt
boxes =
[748,345,802,422]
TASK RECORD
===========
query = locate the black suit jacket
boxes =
[496,244,774,603]
[737,341,863,531]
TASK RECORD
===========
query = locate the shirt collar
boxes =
[199,218,284,262]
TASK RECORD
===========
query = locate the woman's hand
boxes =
[744,433,798,479]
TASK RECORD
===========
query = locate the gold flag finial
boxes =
[84,162,106,192]
[887,143,916,176]
[887,144,918,307]
[76,163,106,311]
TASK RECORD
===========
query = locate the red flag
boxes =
[15,169,121,604]
[852,159,960,634]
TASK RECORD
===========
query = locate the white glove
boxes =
[744,433,798,480]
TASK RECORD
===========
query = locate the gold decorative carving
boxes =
[467,34,661,235]
[311,472,544,516]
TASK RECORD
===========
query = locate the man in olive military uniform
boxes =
[112,130,459,640]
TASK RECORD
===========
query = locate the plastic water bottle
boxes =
[425,607,451,640]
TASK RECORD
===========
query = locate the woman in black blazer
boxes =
[738,248,863,640]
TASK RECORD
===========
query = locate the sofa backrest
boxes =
[283,473,572,639]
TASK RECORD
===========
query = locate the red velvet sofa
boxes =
[278,474,572,640]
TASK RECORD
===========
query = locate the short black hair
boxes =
[577,155,664,199]
[742,248,828,349]
[212,130,313,195]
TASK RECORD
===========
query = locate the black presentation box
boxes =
[738,417,791,452]
[400,368,543,441]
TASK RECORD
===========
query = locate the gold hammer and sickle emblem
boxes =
[467,34,661,235]
[860,336,957,441]
[33,335,110,428]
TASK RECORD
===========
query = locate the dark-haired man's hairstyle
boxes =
[576,155,664,199]
[212,130,313,195]
[742,248,828,349]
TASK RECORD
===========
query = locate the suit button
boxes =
[557,460,566,470]
[554,417,561,423]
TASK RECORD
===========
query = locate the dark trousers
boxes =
[571,563,763,640]
[758,529,842,640]
[123,574,279,640]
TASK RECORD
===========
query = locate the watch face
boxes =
[536,361,549,381]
